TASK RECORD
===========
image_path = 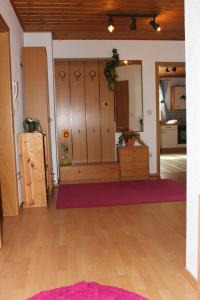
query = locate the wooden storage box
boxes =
[19,133,48,208]
[60,162,120,184]
[118,145,149,180]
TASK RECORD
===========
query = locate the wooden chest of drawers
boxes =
[118,145,149,180]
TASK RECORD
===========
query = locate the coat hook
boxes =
[58,71,66,81]
[89,70,96,80]
[74,70,81,81]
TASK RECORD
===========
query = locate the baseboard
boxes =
[184,269,197,289]
[160,148,186,154]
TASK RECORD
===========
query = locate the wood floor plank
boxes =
[160,153,186,175]
[160,153,186,184]
[0,152,193,300]
[0,185,196,300]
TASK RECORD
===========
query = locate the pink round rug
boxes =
[28,281,148,300]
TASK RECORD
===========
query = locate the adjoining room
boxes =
[157,63,186,184]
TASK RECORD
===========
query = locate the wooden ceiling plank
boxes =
[11,0,184,40]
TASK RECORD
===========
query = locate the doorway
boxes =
[0,16,19,216]
[155,62,186,183]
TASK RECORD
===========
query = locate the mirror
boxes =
[115,60,143,132]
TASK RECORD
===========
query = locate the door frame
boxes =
[0,15,19,216]
[155,61,185,176]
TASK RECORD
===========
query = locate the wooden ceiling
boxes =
[10,0,184,40]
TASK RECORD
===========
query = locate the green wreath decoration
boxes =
[104,48,120,90]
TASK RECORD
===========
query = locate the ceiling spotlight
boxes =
[165,66,177,73]
[130,17,137,30]
[149,17,161,32]
[165,67,170,72]
[108,16,115,32]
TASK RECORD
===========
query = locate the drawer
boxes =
[118,147,148,163]
[121,169,149,178]
[120,155,148,164]
[120,162,149,177]
[60,163,120,183]
[161,125,177,130]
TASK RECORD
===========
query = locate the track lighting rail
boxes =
[107,12,161,33]
[107,13,158,18]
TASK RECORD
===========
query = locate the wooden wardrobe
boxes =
[55,60,116,167]
[0,22,19,216]
[22,47,53,193]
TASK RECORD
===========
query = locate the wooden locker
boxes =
[19,133,47,208]
[70,61,87,163]
[0,30,18,216]
[99,60,115,162]
[85,60,101,162]
[55,61,72,164]
[22,47,52,192]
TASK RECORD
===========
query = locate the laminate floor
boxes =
[160,153,186,183]
[0,182,196,300]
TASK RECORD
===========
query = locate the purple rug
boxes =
[56,179,185,209]
[28,281,148,300]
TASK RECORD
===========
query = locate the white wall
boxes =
[54,40,185,174]
[24,33,58,183]
[185,0,200,279]
[0,0,24,205]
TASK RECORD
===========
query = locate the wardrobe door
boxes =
[23,47,52,191]
[99,60,115,162]
[55,61,72,164]
[0,30,18,216]
[70,61,87,163]
[85,61,101,162]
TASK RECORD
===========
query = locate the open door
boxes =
[115,80,129,130]
[155,62,186,181]
[0,16,19,216]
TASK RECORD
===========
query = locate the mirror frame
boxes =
[114,60,144,132]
